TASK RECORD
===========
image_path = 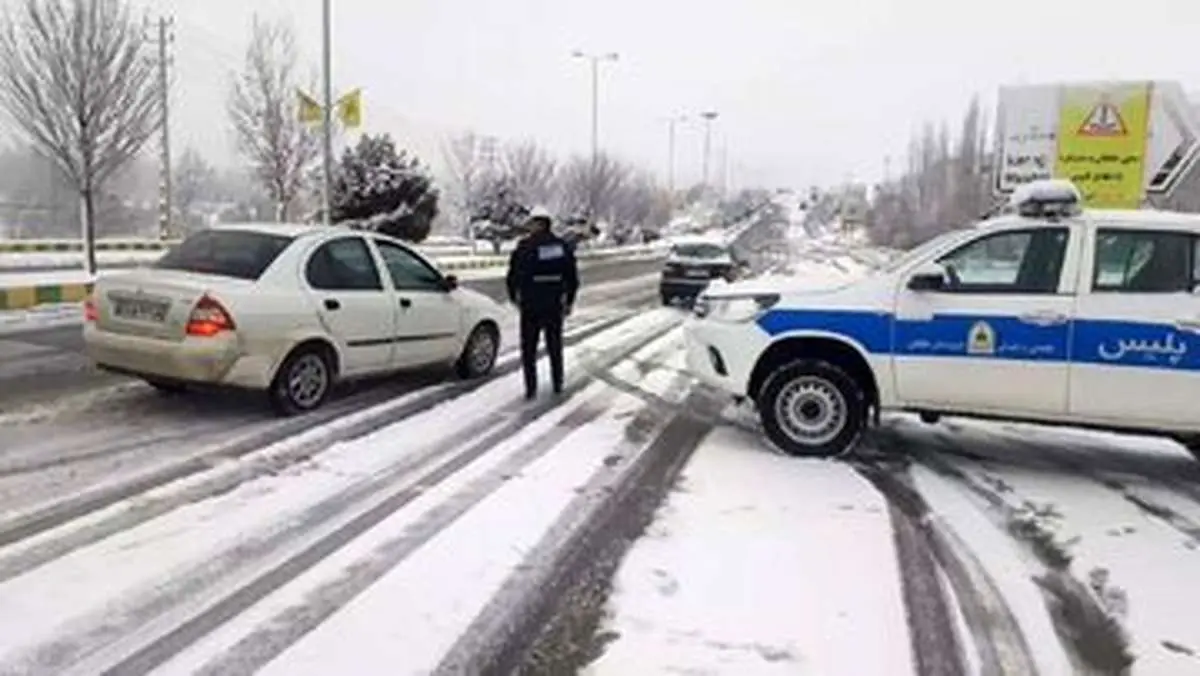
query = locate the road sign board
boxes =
[994,81,1199,203]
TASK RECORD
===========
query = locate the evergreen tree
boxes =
[330,134,439,243]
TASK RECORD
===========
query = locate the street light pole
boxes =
[320,0,334,226]
[665,114,686,196]
[700,110,719,189]
[571,50,618,223]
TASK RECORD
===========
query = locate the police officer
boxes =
[506,206,579,400]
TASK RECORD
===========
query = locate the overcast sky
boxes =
[150,0,1200,190]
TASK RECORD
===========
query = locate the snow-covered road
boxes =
[0,303,708,675]
[2,217,1199,674]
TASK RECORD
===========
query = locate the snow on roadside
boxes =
[0,304,83,336]
[586,427,913,676]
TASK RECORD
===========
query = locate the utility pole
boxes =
[700,111,719,189]
[320,0,334,226]
[147,16,174,240]
[571,50,618,223]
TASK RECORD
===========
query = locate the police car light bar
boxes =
[1008,179,1083,219]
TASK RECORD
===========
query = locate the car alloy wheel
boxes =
[286,352,330,410]
[457,324,498,379]
[468,329,496,375]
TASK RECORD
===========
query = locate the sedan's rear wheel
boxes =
[456,324,498,379]
[269,346,333,416]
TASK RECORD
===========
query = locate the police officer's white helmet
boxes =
[528,205,553,221]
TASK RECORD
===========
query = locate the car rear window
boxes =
[672,243,728,259]
[156,230,294,280]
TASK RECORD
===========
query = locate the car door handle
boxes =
[1174,318,1200,334]
[398,298,412,309]
[1018,311,1067,326]
[324,298,341,311]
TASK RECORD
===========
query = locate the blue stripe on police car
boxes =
[756,309,1197,371]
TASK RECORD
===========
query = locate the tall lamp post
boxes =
[664,114,687,196]
[320,0,334,226]
[699,110,719,189]
[571,50,618,223]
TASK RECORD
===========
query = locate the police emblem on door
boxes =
[967,321,996,356]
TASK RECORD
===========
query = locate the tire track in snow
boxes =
[879,424,1134,674]
[858,457,1044,676]
[0,312,640,579]
[434,362,707,674]
[932,419,1200,547]
[0,313,682,676]
[184,337,688,676]
[854,460,968,676]
[444,389,710,672]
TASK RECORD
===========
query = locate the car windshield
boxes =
[879,228,974,273]
[156,230,294,280]
[671,243,728,259]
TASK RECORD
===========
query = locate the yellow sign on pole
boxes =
[297,89,322,125]
[336,88,363,128]
[1054,82,1151,209]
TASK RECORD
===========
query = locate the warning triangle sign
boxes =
[1078,100,1127,137]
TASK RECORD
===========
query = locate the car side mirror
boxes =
[443,274,459,291]
[907,263,947,292]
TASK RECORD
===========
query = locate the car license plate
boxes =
[685,268,708,278]
[112,298,169,322]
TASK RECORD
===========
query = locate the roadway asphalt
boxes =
[0,258,665,413]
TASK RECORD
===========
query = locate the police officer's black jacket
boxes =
[506,230,580,313]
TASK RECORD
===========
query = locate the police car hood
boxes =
[704,269,866,299]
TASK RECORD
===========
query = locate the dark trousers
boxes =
[519,309,564,396]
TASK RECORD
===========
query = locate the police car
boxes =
[659,235,742,306]
[684,179,1200,460]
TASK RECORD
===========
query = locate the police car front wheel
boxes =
[757,360,866,458]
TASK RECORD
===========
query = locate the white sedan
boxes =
[83,223,505,414]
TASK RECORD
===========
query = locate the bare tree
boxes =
[228,16,319,222]
[175,147,217,231]
[0,0,161,273]
[557,153,632,225]
[503,139,557,207]
[440,132,493,232]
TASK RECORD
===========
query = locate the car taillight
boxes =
[83,295,98,322]
[186,295,235,337]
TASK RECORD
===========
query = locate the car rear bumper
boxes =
[660,276,712,299]
[83,326,275,389]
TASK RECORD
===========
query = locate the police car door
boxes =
[893,224,1079,416]
[371,238,461,367]
[1068,224,1200,428]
